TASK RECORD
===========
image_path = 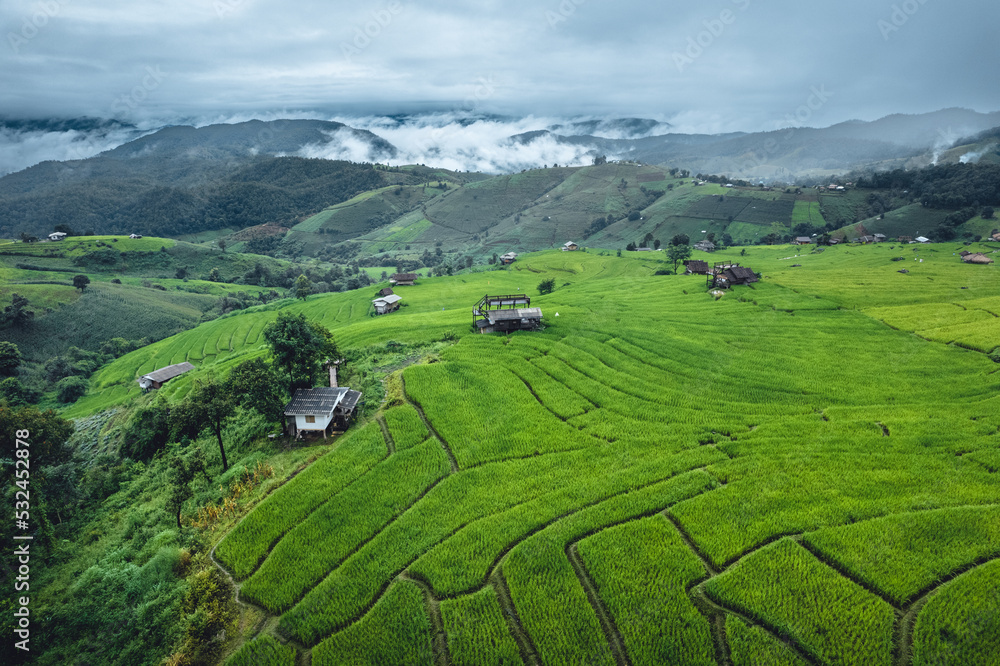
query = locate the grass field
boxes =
[67,243,1000,664]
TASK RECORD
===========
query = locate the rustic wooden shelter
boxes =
[138,362,195,390]
[794,236,812,245]
[693,240,716,252]
[377,287,395,297]
[708,263,758,289]
[390,273,418,286]
[684,260,710,275]
[500,252,518,265]
[962,252,994,265]
[372,294,403,315]
[562,242,579,252]
[472,294,541,333]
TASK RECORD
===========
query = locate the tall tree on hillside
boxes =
[182,376,237,472]
[294,274,312,300]
[2,294,34,328]
[0,342,21,377]
[670,234,690,246]
[73,275,90,292]
[263,311,339,392]
[667,244,692,273]
[228,358,286,422]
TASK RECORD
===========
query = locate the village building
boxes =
[684,260,711,275]
[390,273,418,286]
[472,293,541,333]
[129,233,143,239]
[708,263,759,289]
[992,232,1000,242]
[283,387,363,440]
[48,232,67,241]
[377,287,395,297]
[873,233,887,242]
[562,242,579,252]
[915,236,930,243]
[794,236,812,245]
[693,240,716,252]
[138,362,195,390]
[500,252,518,265]
[962,252,994,265]
[372,293,403,315]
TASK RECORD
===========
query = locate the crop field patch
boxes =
[78,246,1000,662]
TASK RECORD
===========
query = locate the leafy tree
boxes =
[983,206,995,220]
[626,242,637,252]
[73,274,91,292]
[55,376,88,403]
[670,234,690,246]
[218,239,227,253]
[653,239,661,250]
[667,244,693,273]
[2,294,34,328]
[0,378,39,406]
[538,278,556,295]
[166,455,195,529]
[208,268,221,282]
[263,312,339,393]
[121,399,174,460]
[53,224,75,236]
[294,274,312,300]
[183,377,237,472]
[0,342,21,377]
[228,358,286,422]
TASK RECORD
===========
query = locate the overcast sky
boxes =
[2,0,997,133]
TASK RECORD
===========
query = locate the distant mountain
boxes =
[506,108,1000,180]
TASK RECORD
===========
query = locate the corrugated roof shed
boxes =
[488,308,543,322]
[142,362,195,383]
[373,294,403,306]
[284,387,348,416]
[339,390,362,412]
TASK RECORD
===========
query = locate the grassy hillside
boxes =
[43,241,1000,664]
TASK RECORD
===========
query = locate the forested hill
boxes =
[0,119,401,239]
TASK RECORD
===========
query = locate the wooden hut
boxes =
[962,253,994,265]
[500,252,518,265]
[684,260,710,275]
[372,294,403,315]
[390,273,418,286]
[562,242,579,252]
[138,362,195,390]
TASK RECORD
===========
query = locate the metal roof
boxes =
[140,362,195,383]
[339,390,362,412]
[488,308,543,322]
[284,387,348,416]
[373,294,403,306]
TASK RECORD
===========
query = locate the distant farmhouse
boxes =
[473,294,542,333]
[129,233,143,239]
[48,232,67,242]
[708,263,759,289]
[794,236,812,245]
[684,260,711,275]
[693,240,716,252]
[372,293,403,315]
[390,273,418,286]
[138,362,195,391]
[500,252,518,265]
[962,252,994,265]
[562,242,579,252]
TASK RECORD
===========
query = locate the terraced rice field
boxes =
[82,244,1000,664]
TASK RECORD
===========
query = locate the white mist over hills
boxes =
[1,108,999,178]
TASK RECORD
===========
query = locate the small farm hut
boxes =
[500,252,518,265]
[283,387,363,440]
[138,362,195,390]
[562,242,579,252]
[684,260,710,275]
[390,273,418,286]
[48,232,67,241]
[962,253,994,265]
[372,293,403,315]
